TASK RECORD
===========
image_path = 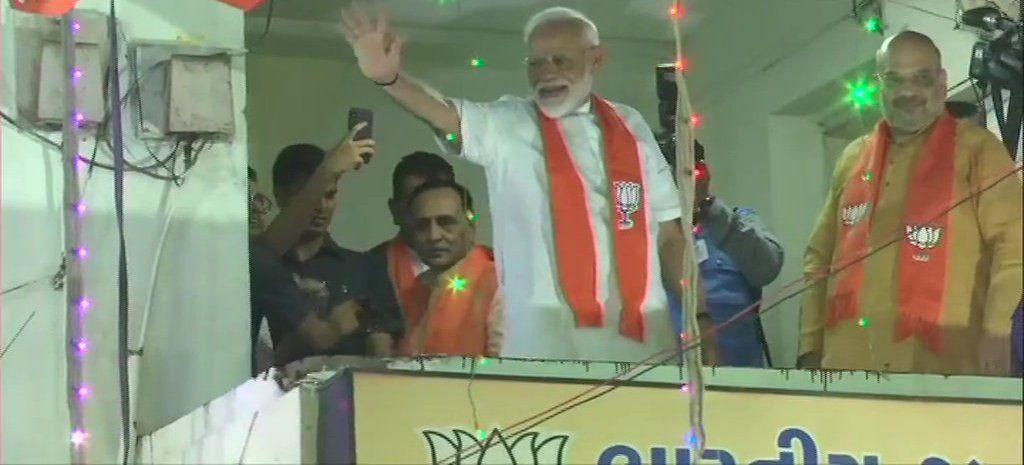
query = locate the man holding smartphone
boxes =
[251,124,396,361]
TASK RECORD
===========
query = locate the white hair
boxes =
[523,7,600,46]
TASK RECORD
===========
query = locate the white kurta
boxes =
[438,95,682,362]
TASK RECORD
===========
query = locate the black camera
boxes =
[962,6,1022,157]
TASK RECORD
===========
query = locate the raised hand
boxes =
[328,122,376,173]
[340,2,404,83]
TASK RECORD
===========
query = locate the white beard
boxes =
[535,74,594,118]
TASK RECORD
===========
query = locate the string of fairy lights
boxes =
[61,13,92,457]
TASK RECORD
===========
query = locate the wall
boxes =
[246,30,667,251]
[1,0,249,462]
[136,377,305,464]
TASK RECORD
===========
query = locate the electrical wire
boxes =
[667,2,708,458]
[237,411,260,464]
[0,264,67,361]
[467,358,482,439]
[0,274,51,297]
[0,109,62,150]
[0,312,37,361]
[104,2,133,463]
[440,163,1024,465]
[248,0,276,50]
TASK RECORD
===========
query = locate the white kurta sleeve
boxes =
[433,98,509,167]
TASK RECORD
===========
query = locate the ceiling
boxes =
[254,0,703,43]
[243,0,873,113]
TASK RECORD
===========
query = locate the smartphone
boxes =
[347,107,373,142]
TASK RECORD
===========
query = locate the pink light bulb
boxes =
[77,297,92,313]
[75,202,87,216]
[73,112,86,127]
[72,68,83,80]
[75,339,89,355]
[76,386,91,400]
[70,429,89,446]
[75,157,88,172]
[75,247,89,259]
[689,113,704,128]
[680,383,691,394]
[71,21,82,34]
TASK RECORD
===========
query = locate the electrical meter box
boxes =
[133,43,237,139]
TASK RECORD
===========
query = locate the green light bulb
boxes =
[864,17,883,34]
[448,276,468,293]
[470,57,486,69]
[845,78,878,110]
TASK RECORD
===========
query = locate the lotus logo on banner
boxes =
[9,0,79,16]
[422,428,569,465]
[215,0,268,12]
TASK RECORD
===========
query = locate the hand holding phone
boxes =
[329,109,376,173]
[348,107,373,141]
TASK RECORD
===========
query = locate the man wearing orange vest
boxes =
[799,31,1023,376]
[392,179,503,357]
[369,152,455,262]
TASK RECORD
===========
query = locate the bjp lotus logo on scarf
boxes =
[614,181,642,230]
[906,224,943,262]
[906,224,943,250]
[841,202,870,226]
[422,428,569,465]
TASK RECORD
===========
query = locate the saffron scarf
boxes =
[829,113,957,353]
[536,96,651,342]
[388,241,497,356]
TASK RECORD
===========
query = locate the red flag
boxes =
[9,0,79,16]
[215,0,268,12]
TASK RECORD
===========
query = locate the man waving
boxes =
[341,5,686,361]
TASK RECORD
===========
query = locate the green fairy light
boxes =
[864,17,883,34]
[862,171,874,182]
[858,317,871,328]
[445,132,459,143]
[470,57,486,69]
[448,275,468,293]
[844,77,879,110]
[476,429,487,440]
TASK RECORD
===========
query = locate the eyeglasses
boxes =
[523,46,598,71]
[875,70,941,89]
[250,192,271,215]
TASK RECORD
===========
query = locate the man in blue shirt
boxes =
[670,141,784,367]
